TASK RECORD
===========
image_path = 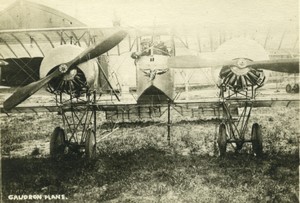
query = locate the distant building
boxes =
[0,0,86,29]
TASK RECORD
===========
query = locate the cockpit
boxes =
[131,35,174,59]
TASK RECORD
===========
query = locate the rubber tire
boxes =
[286,84,292,93]
[293,84,299,93]
[251,123,263,156]
[50,127,66,158]
[217,123,227,157]
[85,129,96,159]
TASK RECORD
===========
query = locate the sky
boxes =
[0,0,298,28]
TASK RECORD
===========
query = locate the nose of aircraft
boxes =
[216,38,269,90]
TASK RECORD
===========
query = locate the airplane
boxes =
[126,34,299,156]
[167,37,299,156]
[1,0,299,159]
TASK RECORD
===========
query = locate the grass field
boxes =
[1,105,299,202]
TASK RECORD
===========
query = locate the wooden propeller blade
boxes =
[248,58,299,73]
[3,69,61,111]
[3,30,127,111]
[168,55,234,69]
[169,55,299,74]
[66,30,127,67]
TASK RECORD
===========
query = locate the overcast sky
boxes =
[0,0,298,28]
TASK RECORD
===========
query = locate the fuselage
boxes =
[136,54,173,104]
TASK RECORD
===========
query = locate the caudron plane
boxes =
[1,0,299,159]
[126,34,299,156]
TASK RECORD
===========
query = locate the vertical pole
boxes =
[93,91,97,134]
[60,92,62,104]
[167,101,171,145]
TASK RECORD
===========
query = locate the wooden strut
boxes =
[167,101,171,145]
[93,91,97,136]
[56,91,98,153]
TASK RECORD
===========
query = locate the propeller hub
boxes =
[236,58,248,68]
[59,64,68,73]
[231,66,250,76]
[63,69,78,81]
[230,58,252,76]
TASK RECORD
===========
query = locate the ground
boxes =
[0,87,299,202]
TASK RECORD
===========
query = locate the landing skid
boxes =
[217,86,263,157]
[50,91,97,160]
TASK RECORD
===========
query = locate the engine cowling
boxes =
[40,45,99,96]
[214,38,270,91]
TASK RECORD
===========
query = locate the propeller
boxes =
[168,55,299,73]
[248,58,299,73]
[3,30,127,111]
[168,55,234,69]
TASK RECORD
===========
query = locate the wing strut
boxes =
[97,61,120,101]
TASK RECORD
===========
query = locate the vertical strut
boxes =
[93,91,97,134]
[167,101,171,145]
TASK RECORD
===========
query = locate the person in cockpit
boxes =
[153,41,169,56]
[131,38,152,59]
[140,38,152,56]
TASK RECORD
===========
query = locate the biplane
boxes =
[1,0,299,159]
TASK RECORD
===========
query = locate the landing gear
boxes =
[286,84,299,93]
[217,85,264,156]
[251,123,262,156]
[217,107,264,157]
[293,84,299,93]
[286,84,292,93]
[50,91,98,160]
[217,123,227,157]
[50,127,66,158]
[85,129,96,159]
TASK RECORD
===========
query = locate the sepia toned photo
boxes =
[0,0,299,202]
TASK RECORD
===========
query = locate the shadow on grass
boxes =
[100,119,220,129]
[2,148,299,202]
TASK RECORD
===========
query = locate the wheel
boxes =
[293,84,299,93]
[286,84,292,93]
[50,127,66,158]
[85,129,96,159]
[251,123,263,156]
[217,123,227,157]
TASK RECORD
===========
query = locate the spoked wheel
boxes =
[85,129,96,159]
[50,127,66,158]
[217,123,227,157]
[251,123,263,156]
[286,84,292,93]
[293,84,299,93]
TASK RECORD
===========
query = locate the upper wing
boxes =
[0,27,133,59]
